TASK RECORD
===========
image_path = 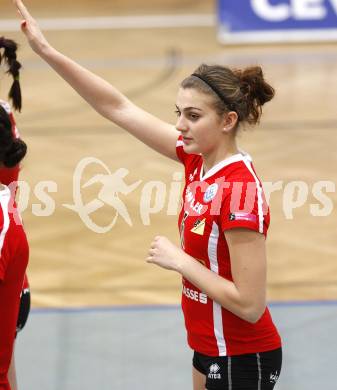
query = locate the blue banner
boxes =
[218,0,337,43]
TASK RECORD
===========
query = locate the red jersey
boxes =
[0,187,29,390]
[0,101,20,192]
[0,101,28,291]
[176,136,281,357]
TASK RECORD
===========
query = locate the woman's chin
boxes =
[183,143,199,154]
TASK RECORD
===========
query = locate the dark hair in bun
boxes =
[182,64,275,127]
[0,105,27,167]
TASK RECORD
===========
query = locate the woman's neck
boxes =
[202,140,239,174]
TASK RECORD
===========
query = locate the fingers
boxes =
[146,256,153,263]
[150,235,163,248]
[14,0,32,35]
[148,248,156,257]
[147,235,165,263]
[147,246,158,263]
[13,0,31,21]
[146,250,156,263]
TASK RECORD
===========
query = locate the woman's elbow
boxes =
[242,303,266,324]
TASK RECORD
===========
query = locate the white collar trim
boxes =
[200,151,252,181]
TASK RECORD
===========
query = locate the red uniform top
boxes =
[0,101,29,388]
[0,101,28,293]
[0,101,20,194]
[0,187,29,390]
[176,136,281,357]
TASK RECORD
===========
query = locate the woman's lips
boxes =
[182,137,193,144]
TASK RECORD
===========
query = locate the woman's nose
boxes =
[176,116,188,133]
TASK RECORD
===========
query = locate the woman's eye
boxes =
[190,113,199,120]
[174,110,181,117]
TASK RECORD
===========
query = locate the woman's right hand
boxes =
[12,0,179,161]
[13,0,50,54]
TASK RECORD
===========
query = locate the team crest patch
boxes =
[203,183,218,203]
[190,218,206,235]
[229,212,257,223]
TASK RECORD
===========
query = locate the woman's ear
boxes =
[222,111,238,133]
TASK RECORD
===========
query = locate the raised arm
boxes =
[13,0,179,160]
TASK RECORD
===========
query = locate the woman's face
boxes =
[175,87,232,156]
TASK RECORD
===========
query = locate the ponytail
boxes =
[0,37,22,111]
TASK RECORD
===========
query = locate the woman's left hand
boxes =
[147,236,184,272]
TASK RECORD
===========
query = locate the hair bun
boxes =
[0,105,13,153]
[238,66,275,106]
[233,66,275,125]
[0,122,13,151]
[3,138,27,168]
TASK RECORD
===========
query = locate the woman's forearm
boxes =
[39,45,127,119]
[37,45,179,159]
[177,252,266,323]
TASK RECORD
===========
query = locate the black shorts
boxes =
[193,348,282,390]
[16,288,31,335]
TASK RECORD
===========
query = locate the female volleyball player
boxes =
[0,36,30,390]
[14,1,282,388]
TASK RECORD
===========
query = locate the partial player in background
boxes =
[14,1,282,389]
[0,36,30,390]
